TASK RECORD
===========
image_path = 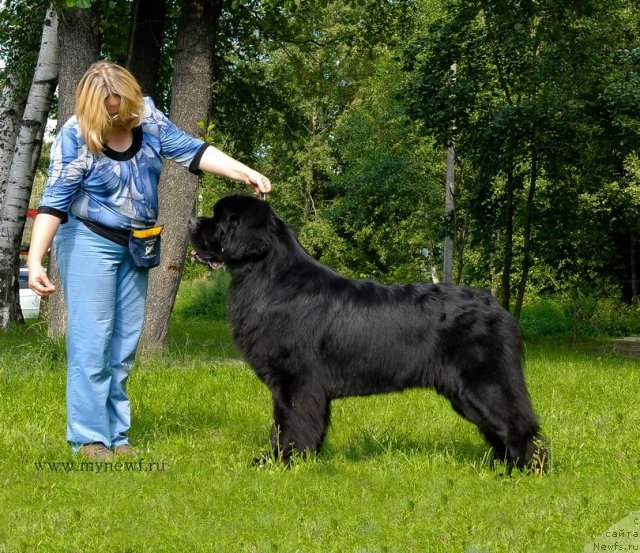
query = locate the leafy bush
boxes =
[519,293,640,339]
[519,298,572,339]
[179,271,230,320]
[574,297,640,337]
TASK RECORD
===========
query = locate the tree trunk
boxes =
[2,79,26,324]
[443,141,455,284]
[46,5,101,340]
[0,74,27,209]
[443,63,456,285]
[514,119,539,321]
[501,159,514,313]
[12,249,25,325]
[140,0,222,351]
[631,231,638,302]
[303,112,318,219]
[126,0,167,100]
[0,7,59,330]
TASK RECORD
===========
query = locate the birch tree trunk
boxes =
[1,78,27,323]
[0,8,59,330]
[46,5,101,340]
[140,0,222,351]
[443,63,456,285]
[443,140,455,285]
[0,74,27,209]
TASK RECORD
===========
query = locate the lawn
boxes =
[0,301,638,552]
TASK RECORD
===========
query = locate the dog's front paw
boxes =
[251,450,278,468]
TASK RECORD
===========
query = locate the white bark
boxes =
[442,62,456,285]
[443,141,455,284]
[0,74,27,209]
[0,7,59,329]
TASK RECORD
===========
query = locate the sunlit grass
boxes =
[0,309,638,552]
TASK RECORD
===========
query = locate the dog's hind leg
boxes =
[270,386,331,463]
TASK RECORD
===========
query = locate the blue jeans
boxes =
[54,214,148,450]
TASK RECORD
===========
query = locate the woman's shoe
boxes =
[112,444,142,456]
[80,443,112,461]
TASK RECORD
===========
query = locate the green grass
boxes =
[0,307,639,552]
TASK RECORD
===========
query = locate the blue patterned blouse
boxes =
[38,97,207,230]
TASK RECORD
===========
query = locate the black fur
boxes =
[189,193,545,470]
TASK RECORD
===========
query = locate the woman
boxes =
[28,61,271,460]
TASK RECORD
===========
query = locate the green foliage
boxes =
[180,254,211,281]
[0,0,49,94]
[5,0,639,328]
[519,299,572,339]
[63,0,92,7]
[520,287,640,340]
[206,1,435,284]
[177,271,231,320]
[96,0,134,66]
[402,0,640,302]
[573,296,640,338]
[296,214,350,274]
[319,49,445,282]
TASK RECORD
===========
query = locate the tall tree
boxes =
[0,0,49,209]
[46,3,101,339]
[140,0,221,350]
[0,74,28,324]
[403,0,640,312]
[443,62,457,285]
[0,74,26,209]
[0,6,58,330]
[126,0,167,99]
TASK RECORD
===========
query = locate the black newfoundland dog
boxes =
[189,194,545,471]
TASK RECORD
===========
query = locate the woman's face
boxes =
[105,95,126,127]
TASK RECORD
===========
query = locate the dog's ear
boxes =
[220,202,274,262]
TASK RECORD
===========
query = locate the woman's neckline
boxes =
[103,126,143,161]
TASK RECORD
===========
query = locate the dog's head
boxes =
[189,194,279,269]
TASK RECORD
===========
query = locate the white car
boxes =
[18,267,41,318]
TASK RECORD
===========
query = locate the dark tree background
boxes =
[1,0,638,338]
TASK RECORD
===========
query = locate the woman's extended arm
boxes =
[198,145,271,195]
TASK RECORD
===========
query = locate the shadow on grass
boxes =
[323,430,491,467]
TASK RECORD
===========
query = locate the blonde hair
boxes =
[75,61,145,154]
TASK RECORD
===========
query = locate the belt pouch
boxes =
[129,226,163,268]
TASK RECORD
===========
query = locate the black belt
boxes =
[78,217,131,247]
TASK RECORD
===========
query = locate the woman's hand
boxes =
[244,169,271,196]
[28,264,56,296]
[27,213,61,296]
